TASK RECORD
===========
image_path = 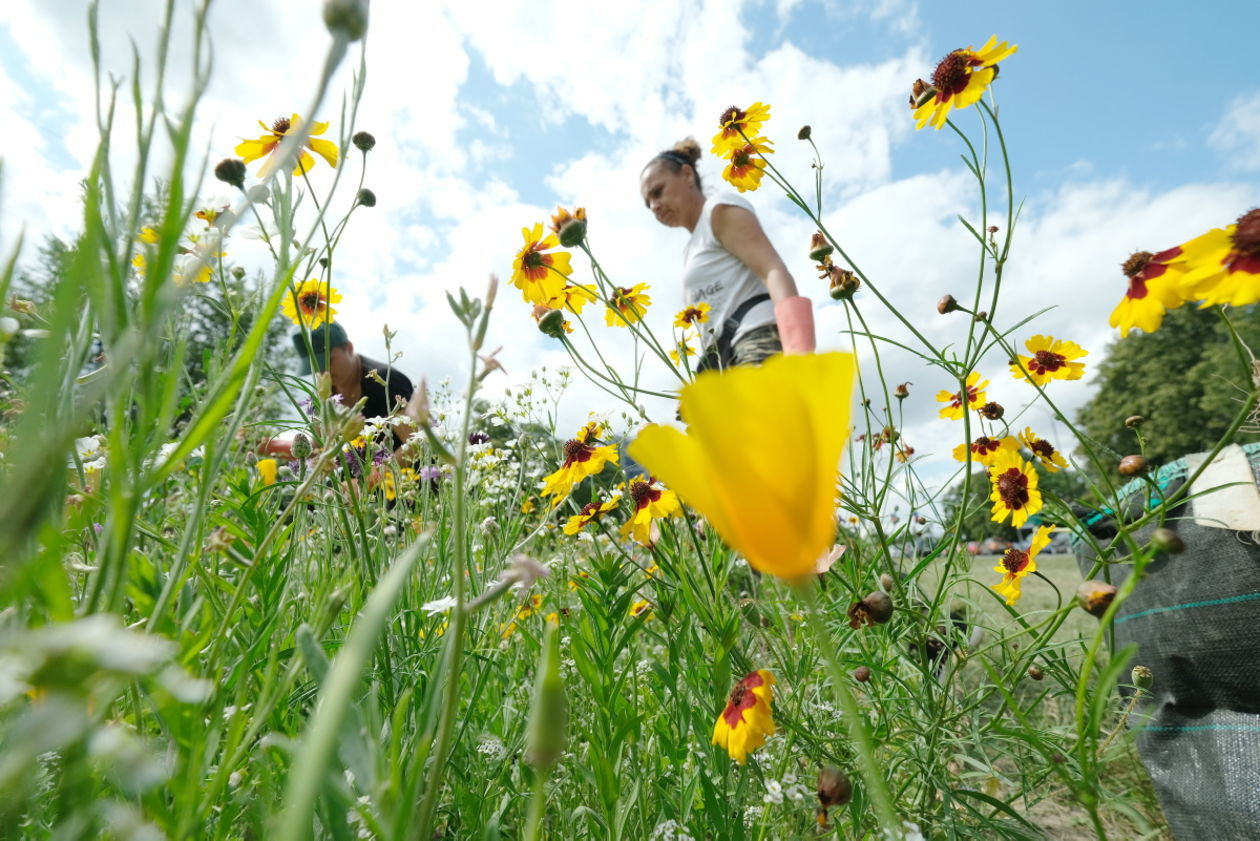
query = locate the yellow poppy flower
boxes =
[257,458,278,486]
[674,302,711,328]
[711,669,776,764]
[628,352,856,578]
[620,476,680,546]
[1176,209,1260,308]
[721,137,774,193]
[952,435,1018,466]
[913,36,1018,130]
[711,102,772,155]
[1009,335,1087,386]
[605,283,652,327]
[987,449,1042,528]
[512,223,572,306]
[281,279,342,327]
[235,114,340,179]
[1019,427,1068,472]
[1110,247,1187,336]
[936,371,988,420]
[992,525,1053,605]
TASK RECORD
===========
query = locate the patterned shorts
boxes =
[696,324,783,374]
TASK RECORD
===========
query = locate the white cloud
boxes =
[1209,91,1260,172]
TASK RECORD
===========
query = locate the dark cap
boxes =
[292,321,349,374]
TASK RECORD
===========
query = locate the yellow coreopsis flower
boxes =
[992,525,1053,605]
[562,496,619,535]
[620,476,680,546]
[512,223,573,306]
[936,371,988,420]
[674,302,711,328]
[913,36,1018,130]
[952,435,1018,467]
[628,352,856,578]
[1009,335,1087,386]
[1176,209,1260,308]
[721,137,773,193]
[545,282,598,315]
[257,458,278,486]
[711,669,776,764]
[1019,427,1068,472]
[605,283,652,327]
[281,279,342,327]
[540,435,619,501]
[669,339,697,365]
[987,449,1042,529]
[711,102,772,155]
[235,114,340,179]
[1110,247,1186,336]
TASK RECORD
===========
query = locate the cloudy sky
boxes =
[1,0,1257,489]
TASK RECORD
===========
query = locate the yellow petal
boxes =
[307,136,340,168]
[291,149,316,176]
[307,119,330,136]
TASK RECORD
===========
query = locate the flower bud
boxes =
[352,130,376,152]
[247,184,270,203]
[315,371,333,400]
[848,591,894,628]
[1131,665,1154,693]
[817,766,852,807]
[322,0,368,41]
[537,307,567,339]
[809,231,833,263]
[1027,665,1045,681]
[894,381,910,400]
[291,433,313,460]
[1076,580,1117,617]
[1150,527,1185,554]
[356,188,377,207]
[231,266,246,280]
[214,158,247,190]
[937,294,958,315]
[549,207,587,248]
[1118,455,1149,476]
[827,267,860,301]
[979,401,1005,420]
[879,572,895,592]
[852,665,871,682]
[1124,415,1144,428]
[797,125,812,141]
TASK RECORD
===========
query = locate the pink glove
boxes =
[775,296,816,354]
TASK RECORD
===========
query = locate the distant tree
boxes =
[1074,304,1259,469]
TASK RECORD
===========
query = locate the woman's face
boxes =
[640,161,698,229]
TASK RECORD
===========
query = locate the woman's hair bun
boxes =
[671,137,702,166]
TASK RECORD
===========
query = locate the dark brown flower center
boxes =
[1001,549,1029,574]
[682,307,704,323]
[974,437,999,455]
[1122,251,1153,278]
[1232,208,1260,256]
[562,439,591,467]
[628,479,660,510]
[300,292,322,311]
[719,106,745,128]
[732,147,753,168]
[1030,350,1066,374]
[931,51,970,98]
[271,116,291,134]
[996,468,1029,509]
[523,250,544,269]
[1030,439,1055,460]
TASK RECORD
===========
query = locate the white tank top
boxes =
[682,192,776,350]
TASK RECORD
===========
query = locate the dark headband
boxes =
[656,150,692,167]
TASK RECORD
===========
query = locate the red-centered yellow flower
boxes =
[629,599,653,619]
[1010,335,1088,386]
[988,449,1042,529]
[1110,247,1187,336]
[541,435,619,501]
[512,223,572,306]
[544,282,598,314]
[281,279,342,327]
[562,496,619,535]
[669,339,696,365]
[520,497,537,514]
[913,36,1018,130]
[257,458,278,486]
[621,476,680,546]
[628,353,856,578]
[952,435,1018,466]
[711,669,776,764]
[1020,427,1068,472]
[721,137,773,193]
[712,102,772,155]
[605,283,652,326]
[235,114,340,179]
[674,302,711,328]
[1176,208,1260,307]
[936,371,988,420]
[993,525,1053,605]
[576,421,604,444]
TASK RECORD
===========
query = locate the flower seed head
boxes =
[1232,207,1260,256]
[809,231,833,263]
[214,158,247,190]
[797,124,812,140]
[978,401,1005,420]
[291,433,312,460]
[852,665,871,682]
[937,294,958,314]
[1118,454,1149,476]
[323,0,368,41]
[537,307,567,339]
[1027,665,1044,681]
[352,130,376,152]
[1150,527,1185,554]
[879,572,895,592]
[1131,665,1154,692]
[894,381,910,400]
[827,266,860,300]
[356,188,377,207]
[1076,580,1117,617]
[862,591,894,623]
[1124,415,1145,428]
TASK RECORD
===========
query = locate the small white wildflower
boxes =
[786,782,812,803]
[476,736,507,761]
[422,596,458,615]
[762,779,784,805]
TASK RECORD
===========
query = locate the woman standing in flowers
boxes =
[639,130,815,370]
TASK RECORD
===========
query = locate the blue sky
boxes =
[1,0,1257,493]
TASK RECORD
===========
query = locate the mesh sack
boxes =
[1076,443,1260,840]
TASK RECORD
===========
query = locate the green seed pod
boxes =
[1132,665,1154,693]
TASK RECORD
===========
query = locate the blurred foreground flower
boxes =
[235,114,339,179]
[987,449,1042,528]
[711,102,771,154]
[629,353,855,578]
[512,223,572,305]
[1110,248,1186,336]
[1009,335,1087,386]
[936,371,987,420]
[993,524,1053,605]
[913,36,1017,130]
[711,669,776,764]
[1176,208,1260,307]
[281,279,342,327]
